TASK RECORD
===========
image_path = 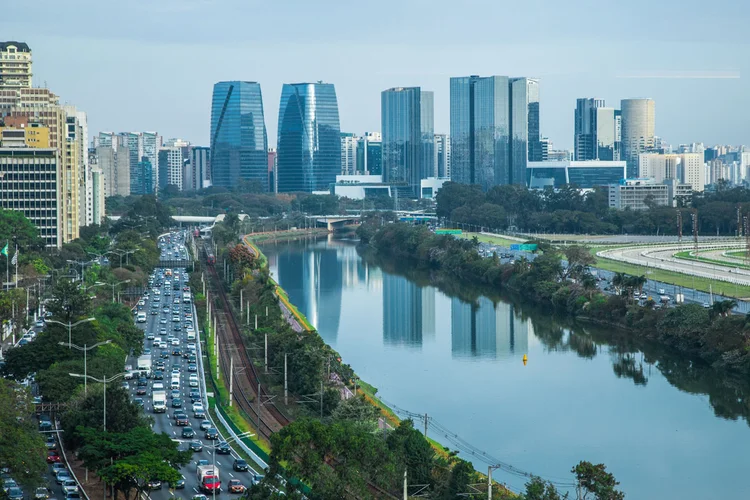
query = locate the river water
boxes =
[261,235,750,499]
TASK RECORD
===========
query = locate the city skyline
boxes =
[2,1,746,151]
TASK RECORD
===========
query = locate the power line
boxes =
[381,398,577,489]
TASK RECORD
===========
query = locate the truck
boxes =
[136,355,152,376]
[197,465,220,493]
[152,391,167,413]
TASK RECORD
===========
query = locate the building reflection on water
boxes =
[451,297,531,359]
[382,274,435,348]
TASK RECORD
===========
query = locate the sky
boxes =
[3,0,748,150]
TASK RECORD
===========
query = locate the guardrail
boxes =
[55,421,91,500]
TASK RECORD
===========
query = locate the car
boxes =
[194,407,205,418]
[172,398,182,408]
[146,479,162,490]
[170,389,181,399]
[65,492,82,500]
[134,397,144,407]
[151,310,158,315]
[46,435,57,449]
[172,348,182,356]
[137,377,148,387]
[703,302,711,308]
[51,463,67,473]
[193,402,204,413]
[199,419,211,431]
[55,470,71,485]
[205,428,218,440]
[172,338,181,346]
[216,441,231,454]
[173,325,182,332]
[170,478,185,490]
[192,495,208,500]
[152,370,164,380]
[160,318,167,324]
[228,479,246,494]
[7,487,24,500]
[190,393,202,404]
[47,450,61,463]
[176,415,189,426]
[136,387,147,396]
[188,364,197,372]
[34,487,50,499]
[143,348,151,355]
[181,427,195,438]
[233,459,249,471]
[160,350,170,359]
[189,440,203,452]
[61,479,78,495]
[189,375,199,387]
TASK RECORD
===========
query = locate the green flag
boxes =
[0,243,7,257]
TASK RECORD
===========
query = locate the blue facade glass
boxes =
[210,81,269,190]
[277,83,341,193]
[527,163,625,189]
[136,158,154,194]
[381,87,434,195]
[450,75,510,190]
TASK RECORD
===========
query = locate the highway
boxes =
[125,231,260,499]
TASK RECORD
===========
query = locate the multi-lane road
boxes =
[125,231,262,499]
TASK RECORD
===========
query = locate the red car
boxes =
[46,450,61,463]
[228,480,245,494]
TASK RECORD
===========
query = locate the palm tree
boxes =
[712,299,737,317]
[612,272,626,295]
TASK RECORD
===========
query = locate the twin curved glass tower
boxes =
[276,82,341,193]
[210,81,269,190]
[210,81,342,193]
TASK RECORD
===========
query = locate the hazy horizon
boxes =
[3,0,747,150]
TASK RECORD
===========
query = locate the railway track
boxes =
[205,263,289,440]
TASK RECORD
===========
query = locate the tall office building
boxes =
[267,148,277,192]
[96,145,129,197]
[510,77,542,179]
[142,132,161,193]
[434,133,450,178]
[90,168,105,225]
[188,146,210,190]
[210,81,269,190]
[158,147,183,191]
[381,87,434,195]
[621,98,656,178]
[574,98,620,161]
[0,42,32,89]
[356,132,382,175]
[340,132,357,175]
[450,75,539,189]
[277,82,341,192]
[638,153,704,192]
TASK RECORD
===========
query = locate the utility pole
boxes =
[283,352,287,404]
[246,304,249,325]
[424,413,428,438]
[254,315,258,330]
[403,469,408,500]
[229,357,234,407]
[257,382,262,432]
[488,466,492,500]
[240,289,243,313]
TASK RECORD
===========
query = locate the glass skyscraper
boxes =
[450,75,510,189]
[381,87,434,195]
[276,82,341,193]
[510,77,541,185]
[210,81,269,190]
[574,98,620,162]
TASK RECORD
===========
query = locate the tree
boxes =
[711,299,737,318]
[572,461,624,500]
[0,380,47,488]
[523,476,567,500]
[562,246,596,280]
[47,278,91,322]
[387,420,435,486]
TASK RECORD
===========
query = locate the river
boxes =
[260,235,750,499]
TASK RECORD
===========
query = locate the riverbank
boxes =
[359,222,750,376]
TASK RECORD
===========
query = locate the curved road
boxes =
[599,243,750,286]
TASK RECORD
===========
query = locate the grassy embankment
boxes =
[199,294,273,465]
[673,249,750,270]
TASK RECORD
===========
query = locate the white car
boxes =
[189,374,199,387]
[192,403,204,413]
[159,341,168,349]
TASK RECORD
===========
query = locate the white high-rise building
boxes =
[621,98,655,178]
[434,134,451,178]
[158,146,184,190]
[340,133,357,175]
[638,153,704,192]
[0,42,32,89]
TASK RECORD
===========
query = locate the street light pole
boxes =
[58,340,112,395]
[68,371,128,431]
[46,317,95,349]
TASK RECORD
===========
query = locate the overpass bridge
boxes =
[306,215,361,231]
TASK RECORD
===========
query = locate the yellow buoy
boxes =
[522,354,528,366]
